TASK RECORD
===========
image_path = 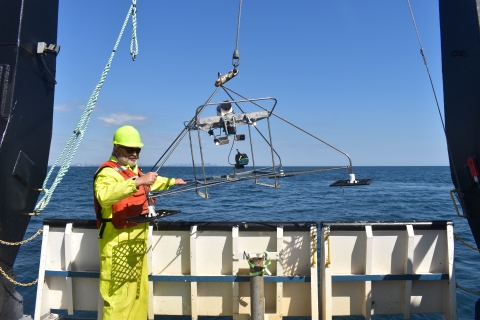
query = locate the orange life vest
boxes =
[93,160,155,237]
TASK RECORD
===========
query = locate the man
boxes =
[93,125,186,320]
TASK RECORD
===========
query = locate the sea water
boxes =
[14,166,480,319]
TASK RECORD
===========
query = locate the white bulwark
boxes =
[34,219,456,319]
[34,220,318,320]
[320,221,456,320]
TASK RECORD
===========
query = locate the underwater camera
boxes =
[224,120,236,135]
[235,150,249,169]
[234,134,245,141]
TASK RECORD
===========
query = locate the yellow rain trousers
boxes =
[94,157,175,320]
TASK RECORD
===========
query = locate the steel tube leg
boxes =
[250,257,264,320]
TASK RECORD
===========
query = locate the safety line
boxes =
[33,1,139,215]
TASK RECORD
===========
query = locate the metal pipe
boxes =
[149,166,350,199]
[249,257,265,320]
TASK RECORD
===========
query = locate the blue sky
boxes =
[51,0,447,167]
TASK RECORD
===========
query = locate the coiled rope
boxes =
[32,0,139,215]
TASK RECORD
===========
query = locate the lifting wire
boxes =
[215,0,243,87]
[406,0,462,206]
[32,0,139,216]
[407,2,480,294]
[232,0,242,69]
[151,0,243,172]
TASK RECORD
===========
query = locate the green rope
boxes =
[248,251,272,276]
[33,1,139,215]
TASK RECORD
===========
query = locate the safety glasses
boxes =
[120,146,141,154]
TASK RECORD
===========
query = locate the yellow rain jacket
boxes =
[94,156,175,320]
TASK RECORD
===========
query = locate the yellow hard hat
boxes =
[112,125,144,147]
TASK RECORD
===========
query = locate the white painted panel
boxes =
[264,282,277,314]
[196,231,231,275]
[329,232,366,275]
[371,281,403,314]
[414,231,448,273]
[371,231,407,274]
[46,228,65,270]
[197,282,233,315]
[45,277,67,309]
[152,282,191,315]
[150,230,190,275]
[237,282,251,314]
[70,229,99,271]
[72,278,99,311]
[410,280,446,313]
[282,232,312,276]
[331,282,363,316]
[282,283,312,316]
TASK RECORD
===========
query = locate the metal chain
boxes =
[456,282,480,294]
[0,229,43,286]
[0,267,38,287]
[454,233,480,251]
[453,233,480,293]
[0,229,43,246]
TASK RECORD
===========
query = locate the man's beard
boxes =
[117,155,138,167]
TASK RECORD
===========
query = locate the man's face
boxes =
[114,145,141,167]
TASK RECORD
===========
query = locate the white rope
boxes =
[33,1,139,215]
[130,0,139,60]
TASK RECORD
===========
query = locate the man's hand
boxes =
[135,172,158,187]
[175,178,187,185]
